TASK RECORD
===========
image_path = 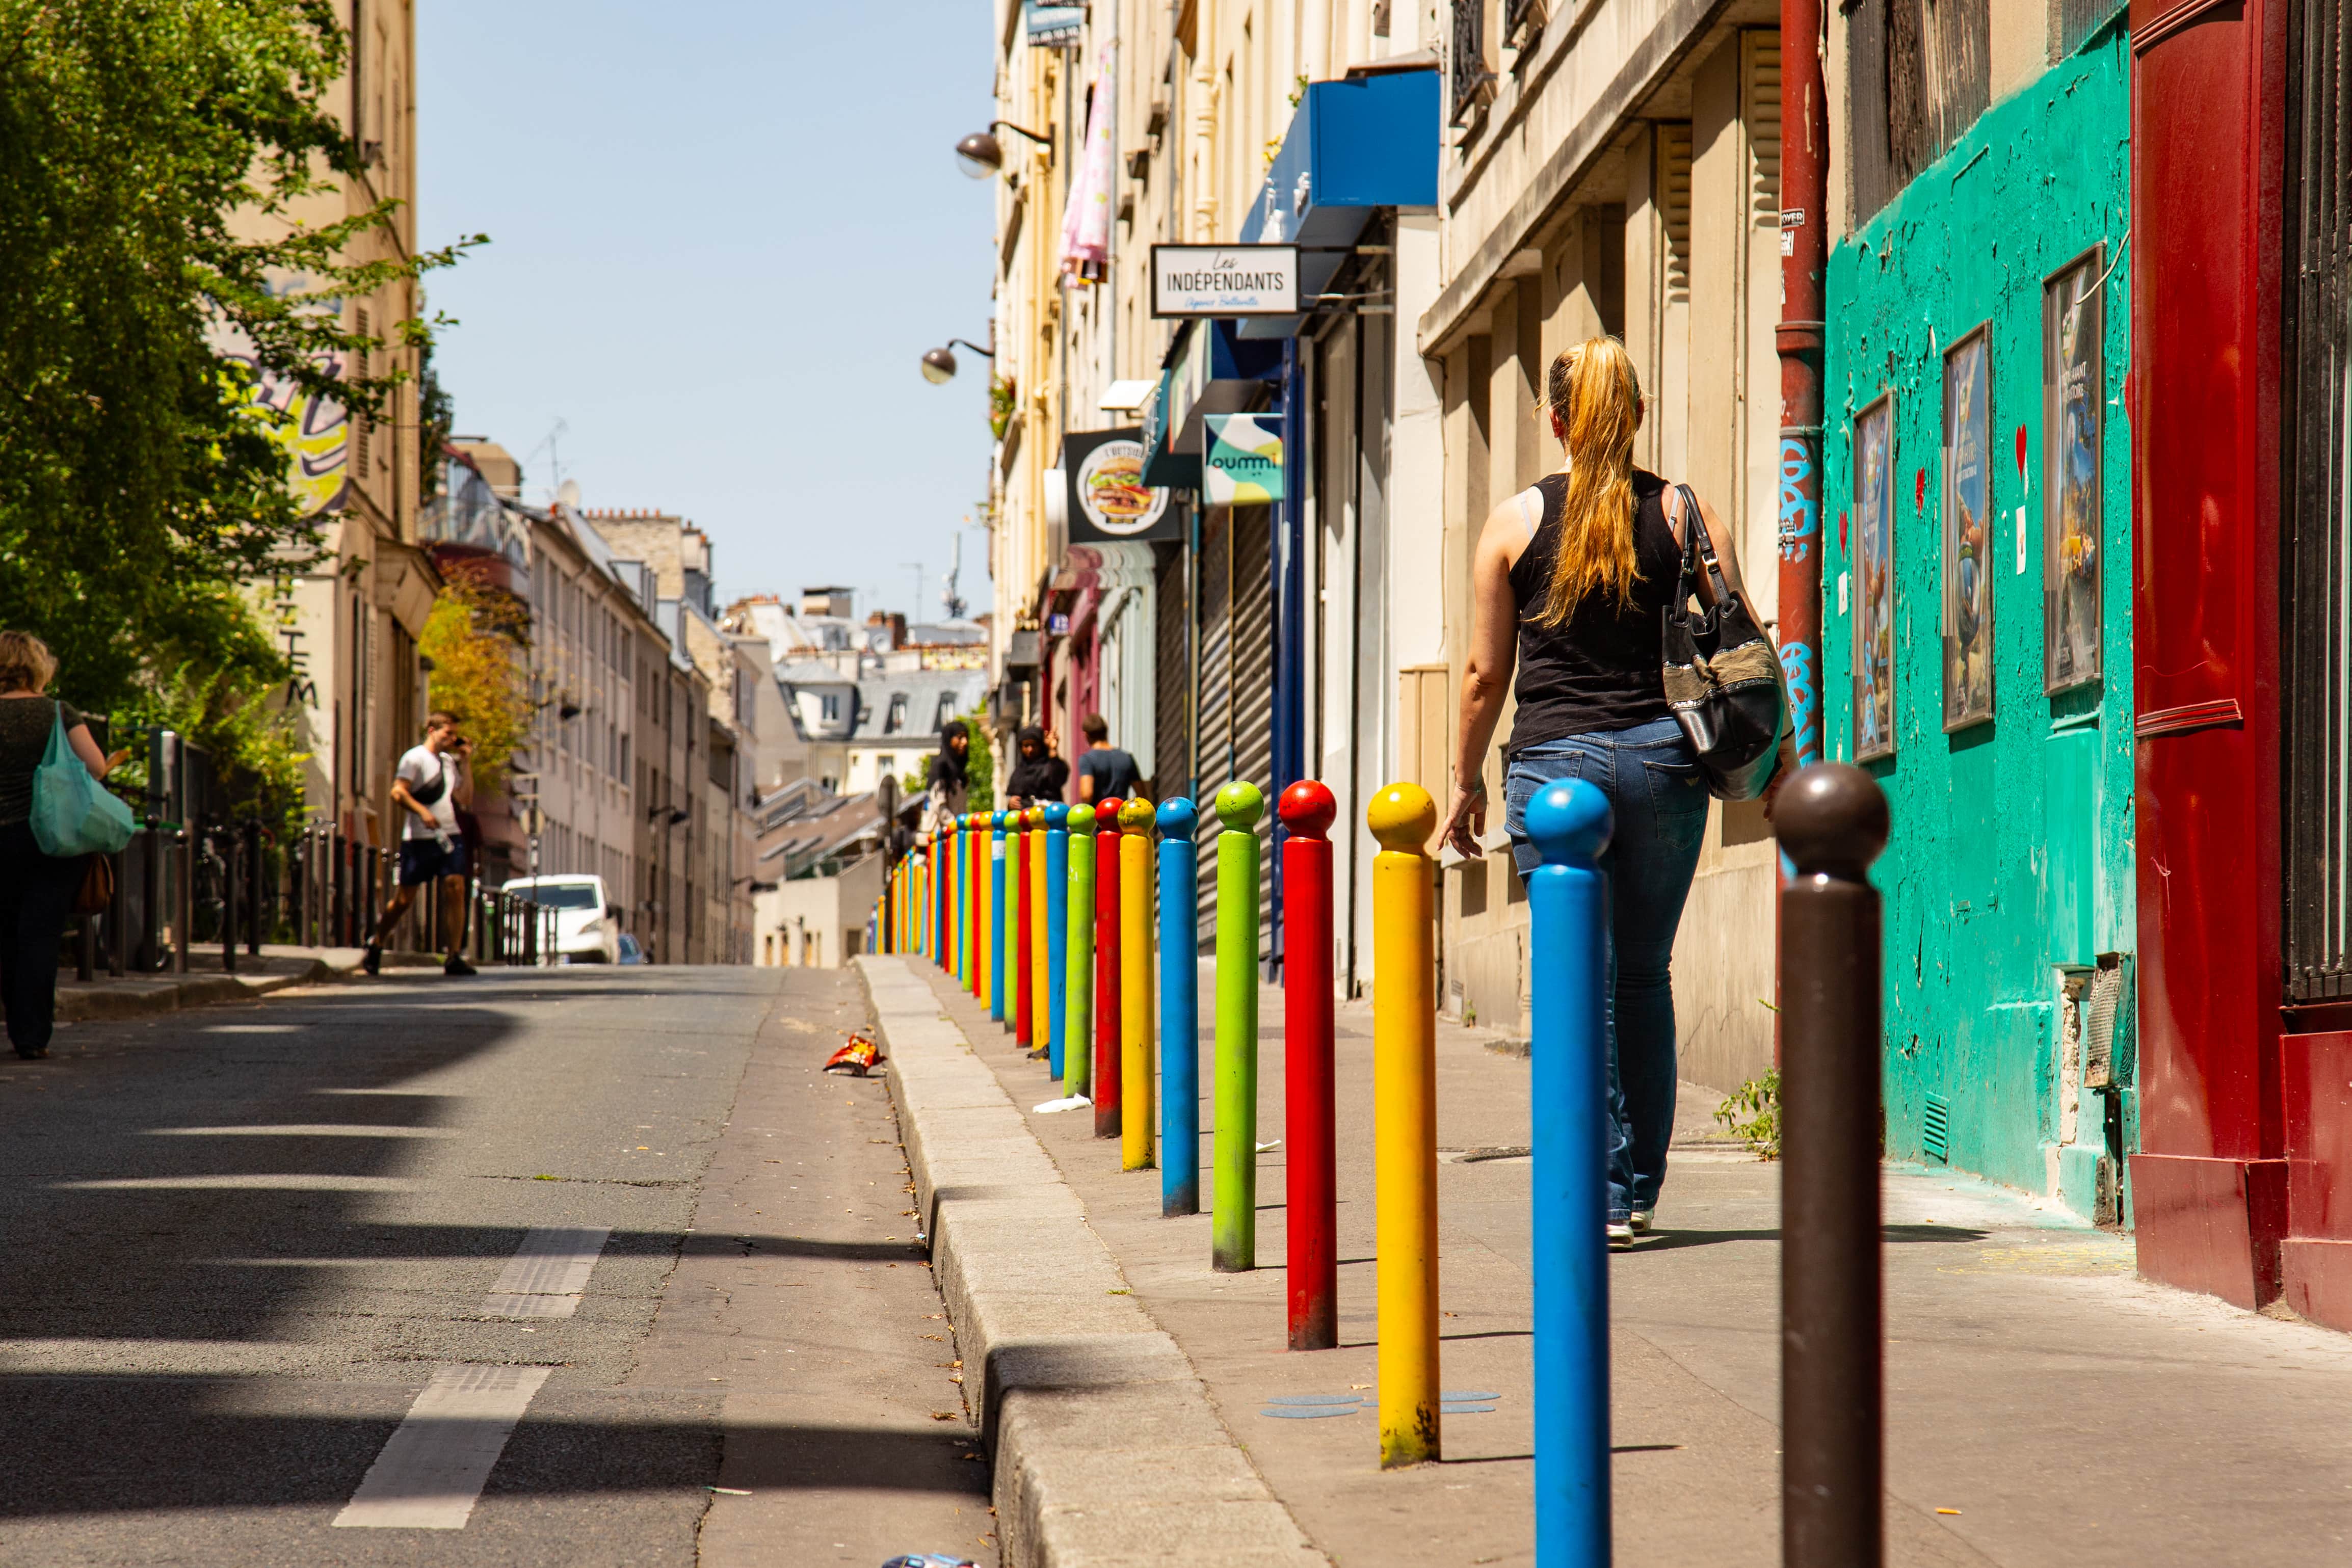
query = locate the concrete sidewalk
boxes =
[909,956,2352,1568]
[46,945,371,1025]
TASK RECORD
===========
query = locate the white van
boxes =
[501,874,622,964]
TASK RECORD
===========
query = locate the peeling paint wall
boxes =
[1820,24,2135,1216]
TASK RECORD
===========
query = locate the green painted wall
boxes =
[1820,24,2134,1210]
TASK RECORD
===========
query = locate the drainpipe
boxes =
[1777,0,1828,775]
[1777,0,1831,1063]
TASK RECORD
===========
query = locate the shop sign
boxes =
[1151,245,1300,317]
[1204,413,1285,505]
[1063,427,1176,543]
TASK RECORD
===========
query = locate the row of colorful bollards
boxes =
[876,764,1890,1568]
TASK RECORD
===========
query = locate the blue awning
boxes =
[1235,64,1439,338]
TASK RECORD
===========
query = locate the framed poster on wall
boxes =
[2043,245,2104,693]
[1853,394,1897,761]
[1942,326,1995,730]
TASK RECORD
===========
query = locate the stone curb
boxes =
[52,948,376,1024]
[855,955,1329,1568]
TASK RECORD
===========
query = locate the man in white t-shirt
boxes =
[362,711,477,976]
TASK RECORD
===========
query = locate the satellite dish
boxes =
[556,479,582,509]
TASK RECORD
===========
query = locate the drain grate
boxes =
[1922,1092,1950,1164]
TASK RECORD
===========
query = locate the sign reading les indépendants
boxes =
[1151,244,1300,317]
[1204,414,1284,505]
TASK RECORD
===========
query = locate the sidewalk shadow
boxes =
[1633,1222,1987,1253]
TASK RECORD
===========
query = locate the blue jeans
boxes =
[1503,716,1708,1221]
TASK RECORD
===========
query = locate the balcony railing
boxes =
[1450,1,1497,126]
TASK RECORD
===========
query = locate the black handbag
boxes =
[1661,484,1788,801]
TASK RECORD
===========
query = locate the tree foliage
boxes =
[0,0,475,824]
[419,573,530,798]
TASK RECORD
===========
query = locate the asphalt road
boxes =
[0,964,994,1568]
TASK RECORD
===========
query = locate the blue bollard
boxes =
[1525,779,1615,1566]
[1045,802,1071,1079]
[990,812,1008,1023]
[1156,798,1201,1216]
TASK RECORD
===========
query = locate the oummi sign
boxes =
[1204,413,1284,506]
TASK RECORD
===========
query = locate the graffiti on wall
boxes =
[1778,435,1825,767]
[206,274,351,519]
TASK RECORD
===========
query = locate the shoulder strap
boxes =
[1514,485,1543,540]
[1672,483,1736,605]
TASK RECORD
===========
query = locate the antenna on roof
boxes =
[942,529,968,620]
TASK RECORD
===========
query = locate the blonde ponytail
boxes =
[1534,336,1644,626]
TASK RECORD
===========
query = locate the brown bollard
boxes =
[1775,763,1890,1568]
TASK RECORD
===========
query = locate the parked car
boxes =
[616,934,646,965]
[500,874,621,964]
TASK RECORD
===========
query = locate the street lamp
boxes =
[920,337,995,386]
[954,120,1053,178]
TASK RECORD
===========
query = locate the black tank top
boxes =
[1504,468,1682,755]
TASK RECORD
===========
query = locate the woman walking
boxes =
[1439,336,1756,1248]
[927,719,973,835]
[0,631,121,1060]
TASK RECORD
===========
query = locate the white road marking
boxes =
[201,1024,304,1033]
[481,1226,610,1318]
[148,1124,455,1138]
[55,1175,417,1191]
[333,1364,551,1529]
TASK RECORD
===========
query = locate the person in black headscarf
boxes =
[927,719,971,833]
[1003,723,1068,807]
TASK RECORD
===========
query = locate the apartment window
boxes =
[933,693,958,731]
[1848,0,1992,221]
[885,692,909,733]
[821,693,842,722]
[1449,2,1498,126]
[353,308,372,479]
[879,753,897,778]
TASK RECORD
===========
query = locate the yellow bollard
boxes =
[1120,796,1156,1170]
[1369,781,1440,1468]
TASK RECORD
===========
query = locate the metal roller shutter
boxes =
[1155,536,1187,801]
[1194,512,1232,940]
[1228,506,1276,952]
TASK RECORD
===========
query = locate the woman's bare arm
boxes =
[1438,499,1528,859]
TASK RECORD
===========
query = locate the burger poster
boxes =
[1063,427,1176,543]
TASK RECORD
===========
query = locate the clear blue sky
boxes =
[418,0,999,624]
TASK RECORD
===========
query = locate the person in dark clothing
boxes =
[0,630,125,1059]
[1002,724,1068,806]
[1439,335,1759,1250]
[1073,712,1143,804]
[926,719,972,833]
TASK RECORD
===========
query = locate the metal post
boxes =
[1029,808,1052,1059]
[1156,798,1201,1216]
[524,893,539,967]
[1093,799,1124,1139]
[222,823,239,974]
[107,845,126,977]
[1527,779,1616,1563]
[1777,0,1829,774]
[175,827,192,974]
[965,814,982,994]
[1213,782,1263,1269]
[1045,803,1070,1077]
[246,821,264,955]
[1368,781,1440,1467]
[989,813,1008,1020]
[1778,764,1889,1568]
[141,819,160,971]
[1120,796,1156,1172]
[1013,815,1034,1047]
[1278,780,1338,1348]
[1066,805,1097,1101]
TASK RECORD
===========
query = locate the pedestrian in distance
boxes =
[927,718,973,835]
[1003,723,1068,807]
[362,711,477,977]
[1073,712,1144,805]
[0,631,128,1060]
[1439,334,1761,1250]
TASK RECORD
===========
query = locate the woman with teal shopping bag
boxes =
[0,631,130,1059]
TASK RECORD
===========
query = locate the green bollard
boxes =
[1212,780,1263,1272]
[1066,804,1096,1100]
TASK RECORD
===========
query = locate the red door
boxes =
[2128,0,2291,1308]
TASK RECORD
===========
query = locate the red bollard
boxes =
[1094,798,1124,1138]
[1015,812,1035,1049]
[1279,780,1339,1351]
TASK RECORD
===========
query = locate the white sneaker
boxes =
[1607,1219,1635,1250]
[1630,1209,1656,1234]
